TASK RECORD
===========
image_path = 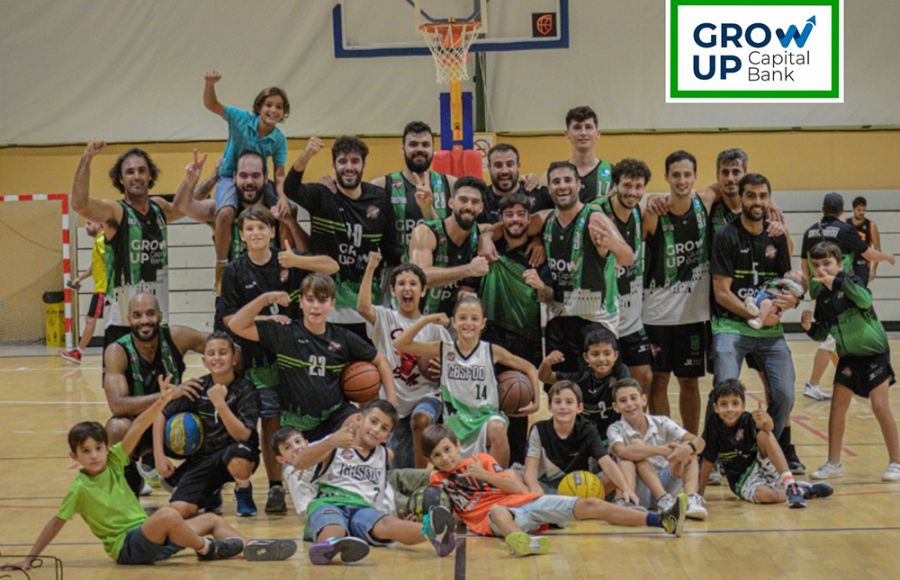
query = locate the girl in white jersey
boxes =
[394,296,541,468]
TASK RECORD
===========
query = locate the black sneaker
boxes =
[786,445,806,475]
[800,482,834,500]
[244,539,298,561]
[198,537,244,561]
[265,485,287,514]
[786,483,807,509]
[660,492,687,537]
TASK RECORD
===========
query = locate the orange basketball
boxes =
[497,370,533,416]
[341,361,382,403]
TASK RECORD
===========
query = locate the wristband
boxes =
[688,441,698,455]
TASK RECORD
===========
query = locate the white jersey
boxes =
[283,463,316,517]
[312,441,394,513]
[370,306,449,417]
[440,340,500,443]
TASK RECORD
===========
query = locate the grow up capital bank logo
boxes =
[666,0,843,102]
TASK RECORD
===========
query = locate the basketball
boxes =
[557,470,605,499]
[405,485,452,522]
[497,370,533,416]
[165,412,204,457]
[417,355,441,381]
[341,361,382,403]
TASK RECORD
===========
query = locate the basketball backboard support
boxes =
[333,0,568,58]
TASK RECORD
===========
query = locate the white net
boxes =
[419,21,481,83]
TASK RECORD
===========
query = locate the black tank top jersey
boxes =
[846,217,872,245]
[644,203,709,288]
[610,209,640,298]
[106,200,167,288]
[388,172,451,246]
[545,211,612,299]
[220,251,307,368]
[162,374,261,456]
[577,161,612,204]
[424,220,479,316]
[117,327,186,398]
[478,184,554,224]
[709,199,740,238]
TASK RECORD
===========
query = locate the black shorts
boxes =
[618,328,653,367]
[170,442,260,507]
[834,352,895,398]
[645,322,708,378]
[303,402,360,443]
[545,317,607,374]
[87,292,106,319]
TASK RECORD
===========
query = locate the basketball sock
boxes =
[269,480,283,489]
[781,472,796,487]
[645,513,663,528]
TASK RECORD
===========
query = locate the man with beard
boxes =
[408,177,490,316]
[540,162,633,375]
[173,150,309,264]
[709,174,799,451]
[479,192,553,463]
[603,159,653,392]
[642,151,713,437]
[72,139,183,350]
[479,144,553,224]
[103,293,207,495]
[284,136,401,339]
[369,121,456,255]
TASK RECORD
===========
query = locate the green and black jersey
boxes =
[709,198,740,238]
[478,183,554,225]
[256,319,377,433]
[386,171,450,253]
[701,411,760,496]
[577,160,613,204]
[542,206,618,332]
[422,218,479,316]
[806,272,889,358]
[115,326,185,400]
[105,200,168,327]
[605,205,644,336]
[284,169,401,313]
[711,220,791,337]
[801,216,869,294]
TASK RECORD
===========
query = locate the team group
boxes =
[9,74,899,570]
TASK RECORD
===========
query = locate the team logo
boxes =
[446,352,455,362]
[842,366,852,378]
[666,0,843,102]
[765,244,777,259]
[366,205,381,220]
[341,449,354,460]
[735,428,745,442]
[328,341,342,352]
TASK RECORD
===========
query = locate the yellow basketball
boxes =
[557,470,605,499]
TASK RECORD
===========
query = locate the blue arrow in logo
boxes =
[777,15,816,48]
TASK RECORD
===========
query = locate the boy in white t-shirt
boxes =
[607,379,708,520]
[358,252,449,468]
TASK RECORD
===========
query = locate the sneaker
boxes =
[747,318,763,330]
[244,539,297,561]
[136,462,161,488]
[882,462,900,482]
[656,492,675,513]
[204,489,223,514]
[265,485,287,514]
[686,494,708,520]
[308,536,370,565]
[235,484,257,517]
[811,461,844,480]
[743,297,760,317]
[505,531,551,557]
[799,481,834,499]
[803,383,831,401]
[59,348,82,364]
[198,537,244,561]
[139,481,153,497]
[660,492,687,537]
[786,483,806,508]
[423,505,456,557]
[786,445,807,475]
[707,462,723,486]
[613,497,647,512]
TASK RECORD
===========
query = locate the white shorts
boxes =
[819,334,836,353]
[283,464,316,519]
[459,415,508,459]
[736,454,782,503]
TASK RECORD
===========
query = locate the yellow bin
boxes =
[43,291,65,347]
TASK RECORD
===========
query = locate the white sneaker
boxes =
[747,317,763,330]
[882,463,900,482]
[744,298,760,317]
[811,461,844,480]
[656,493,675,513]
[140,481,153,496]
[686,494,708,520]
[707,463,723,486]
[803,383,832,401]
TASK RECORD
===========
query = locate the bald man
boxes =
[103,293,207,496]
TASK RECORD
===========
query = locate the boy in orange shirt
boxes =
[423,424,685,556]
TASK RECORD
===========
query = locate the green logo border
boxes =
[669,0,840,99]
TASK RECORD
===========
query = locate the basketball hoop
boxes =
[419,20,482,84]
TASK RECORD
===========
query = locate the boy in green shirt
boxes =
[5,376,296,570]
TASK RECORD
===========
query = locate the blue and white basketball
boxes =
[165,412,204,457]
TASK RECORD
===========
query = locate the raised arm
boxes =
[202,70,226,117]
[356,251,382,324]
[71,139,123,234]
[227,291,291,342]
[289,416,360,470]
[121,375,176,456]
[589,212,634,266]
[103,344,162,417]
[392,313,446,358]
[284,138,325,204]
[207,383,253,442]
[277,240,339,275]
[172,149,215,224]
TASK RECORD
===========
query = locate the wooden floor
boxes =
[1,340,899,579]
